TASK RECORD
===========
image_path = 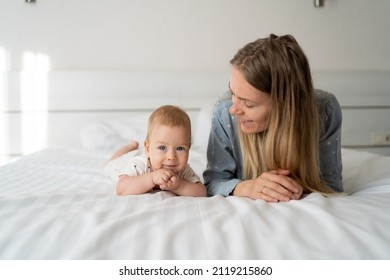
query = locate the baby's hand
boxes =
[152,169,175,186]
[160,175,180,191]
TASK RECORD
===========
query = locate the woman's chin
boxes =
[240,123,263,134]
[240,124,255,134]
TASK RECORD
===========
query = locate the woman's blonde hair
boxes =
[230,34,333,194]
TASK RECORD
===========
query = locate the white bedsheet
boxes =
[0,148,389,259]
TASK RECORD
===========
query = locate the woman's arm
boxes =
[203,97,244,197]
[316,90,343,192]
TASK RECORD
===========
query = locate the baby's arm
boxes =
[116,169,176,196]
[116,173,156,195]
[116,168,206,197]
[168,178,207,197]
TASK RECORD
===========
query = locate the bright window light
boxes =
[0,47,9,165]
[21,51,50,155]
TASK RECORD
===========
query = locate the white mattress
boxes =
[0,147,389,260]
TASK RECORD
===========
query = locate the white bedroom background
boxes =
[0,0,390,164]
[1,0,389,72]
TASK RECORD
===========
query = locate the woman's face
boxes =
[228,67,272,134]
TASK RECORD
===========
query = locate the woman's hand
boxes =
[232,169,303,202]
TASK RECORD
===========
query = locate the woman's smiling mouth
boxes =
[240,118,253,126]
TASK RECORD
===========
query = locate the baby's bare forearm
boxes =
[116,174,155,195]
[170,181,207,197]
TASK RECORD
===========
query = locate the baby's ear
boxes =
[144,140,150,155]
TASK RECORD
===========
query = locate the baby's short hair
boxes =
[146,105,191,141]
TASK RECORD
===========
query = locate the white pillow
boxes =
[192,103,214,155]
[80,105,214,156]
[80,115,149,153]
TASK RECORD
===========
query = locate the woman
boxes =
[203,34,343,202]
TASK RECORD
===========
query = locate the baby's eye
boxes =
[158,146,167,151]
[176,146,186,151]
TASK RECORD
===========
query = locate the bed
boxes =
[1,144,390,259]
[1,70,390,260]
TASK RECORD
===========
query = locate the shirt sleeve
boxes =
[203,95,243,196]
[104,154,148,183]
[180,165,202,184]
[316,90,343,192]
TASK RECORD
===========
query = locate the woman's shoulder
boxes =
[216,91,232,106]
[315,89,342,139]
[314,89,342,116]
[212,92,232,118]
[314,89,340,108]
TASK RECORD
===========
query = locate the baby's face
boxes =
[144,125,191,174]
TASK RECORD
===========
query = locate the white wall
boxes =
[0,0,389,72]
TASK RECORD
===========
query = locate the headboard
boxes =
[2,70,390,164]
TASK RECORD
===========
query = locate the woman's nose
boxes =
[229,101,242,115]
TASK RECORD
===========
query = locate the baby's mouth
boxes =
[163,164,177,170]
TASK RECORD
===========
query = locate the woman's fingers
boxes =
[262,171,299,193]
[254,171,302,201]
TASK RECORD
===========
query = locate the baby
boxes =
[105,105,206,197]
